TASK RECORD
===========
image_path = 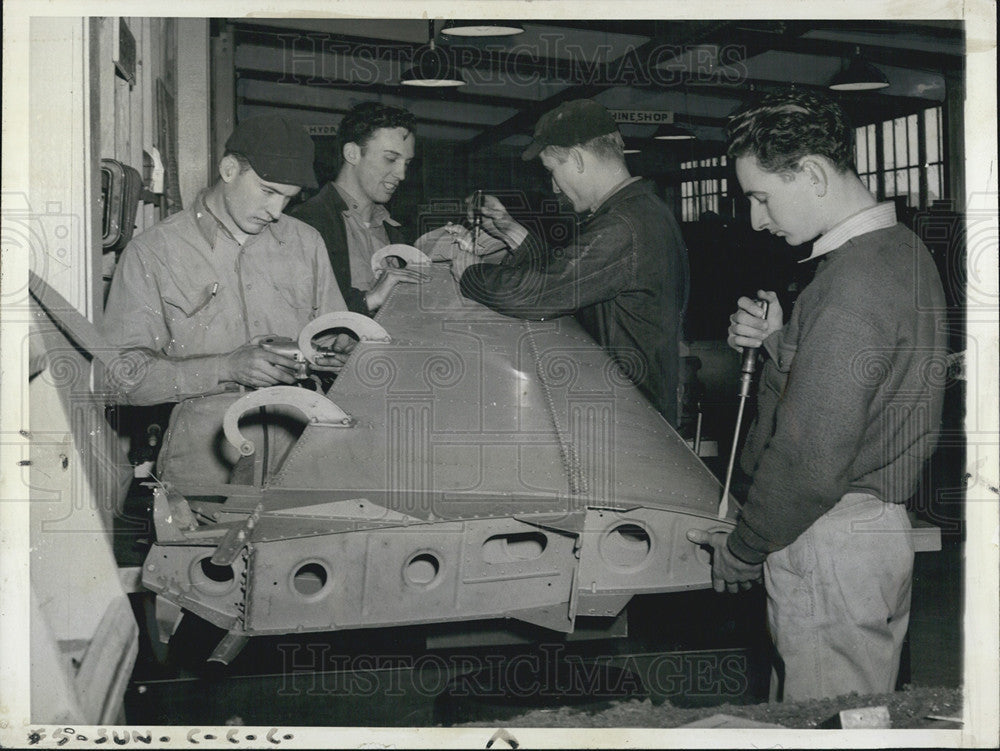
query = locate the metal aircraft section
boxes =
[143,266,734,662]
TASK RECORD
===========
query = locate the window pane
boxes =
[856,127,868,173]
[909,167,920,207]
[927,165,941,203]
[896,169,908,198]
[907,114,919,167]
[894,118,908,168]
[867,124,877,174]
[926,107,939,164]
[883,121,895,170]
[885,171,896,197]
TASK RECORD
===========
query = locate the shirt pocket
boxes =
[161,281,222,341]
[272,281,318,318]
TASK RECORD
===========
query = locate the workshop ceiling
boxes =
[227,18,964,148]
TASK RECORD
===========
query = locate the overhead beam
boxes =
[726,24,964,75]
[469,20,738,150]
[236,96,485,133]
[234,68,534,111]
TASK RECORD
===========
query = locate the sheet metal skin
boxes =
[143,267,734,649]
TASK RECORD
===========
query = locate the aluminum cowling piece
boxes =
[297,311,391,367]
[369,243,433,275]
[222,385,355,457]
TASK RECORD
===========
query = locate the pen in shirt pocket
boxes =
[189,281,219,316]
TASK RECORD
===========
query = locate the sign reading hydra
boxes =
[305,124,339,136]
[607,110,676,124]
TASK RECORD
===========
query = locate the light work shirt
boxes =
[801,201,897,262]
[103,191,346,404]
[334,184,398,293]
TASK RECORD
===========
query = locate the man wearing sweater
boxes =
[687,90,947,701]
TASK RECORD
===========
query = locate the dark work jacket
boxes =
[459,179,689,426]
[290,183,409,315]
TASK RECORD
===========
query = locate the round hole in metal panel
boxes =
[404,552,441,588]
[292,562,329,597]
[599,523,652,570]
[482,531,547,563]
[191,557,236,595]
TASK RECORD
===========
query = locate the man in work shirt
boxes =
[688,90,947,701]
[103,115,348,485]
[449,99,689,426]
[292,102,426,315]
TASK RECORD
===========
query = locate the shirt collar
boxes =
[334,183,401,228]
[193,190,286,247]
[587,176,642,219]
[801,201,897,262]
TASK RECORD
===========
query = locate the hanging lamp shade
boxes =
[401,22,466,87]
[828,47,889,91]
[441,20,524,37]
[653,122,695,140]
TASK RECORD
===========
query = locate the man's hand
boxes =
[686,528,763,594]
[439,222,508,257]
[467,193,528,248]
[727,290,783,353]
[365,267,429,312]
[448,247,480,281]
[310,332,357,372]
[223,344,298,389]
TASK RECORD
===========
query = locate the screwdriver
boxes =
[719,298,769,520]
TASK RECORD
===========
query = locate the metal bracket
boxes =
[222,386,355,457]
[297,311,391,366]
[211,501,264,566]
[370,243,432,274]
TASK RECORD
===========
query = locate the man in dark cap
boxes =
[103,115,348,485]
[292,102,425,315]
[451,99,689,425]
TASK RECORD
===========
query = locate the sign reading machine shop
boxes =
[608,110,675,124]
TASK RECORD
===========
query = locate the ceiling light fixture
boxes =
[828,46,889,91]
[401,20,466,87]
[441,20,524,37]
[653,122,695,141]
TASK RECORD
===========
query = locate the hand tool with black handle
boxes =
[719,298,769,519]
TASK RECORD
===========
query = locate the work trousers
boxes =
[764,493,914,702]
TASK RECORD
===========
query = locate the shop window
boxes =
[680,156,728,222]
[855,106,944,209]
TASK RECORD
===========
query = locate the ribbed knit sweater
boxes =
[728,223,948,564]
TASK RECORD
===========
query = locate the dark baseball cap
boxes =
[225,115,318,189]
[521,99,619,161]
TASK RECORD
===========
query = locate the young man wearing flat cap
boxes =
[103,115,348,485]
[451,99,689,425]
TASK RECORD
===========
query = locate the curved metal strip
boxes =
[370,243,432,274]
[222,386,353,456]
[298,311,391,365]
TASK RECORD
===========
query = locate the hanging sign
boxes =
[305,124,339,136]
[608,110,675,124]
